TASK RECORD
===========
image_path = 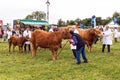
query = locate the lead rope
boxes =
[57,40,69,56]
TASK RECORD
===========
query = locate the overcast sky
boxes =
[0,0,120,25]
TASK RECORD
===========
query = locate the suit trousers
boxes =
[102,44,110,53]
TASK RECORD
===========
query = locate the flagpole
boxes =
[46,0,50,24]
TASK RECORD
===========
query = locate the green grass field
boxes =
[0,39,120,80]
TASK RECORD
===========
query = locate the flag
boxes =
[91,15,96,28]
[114,17,118,25]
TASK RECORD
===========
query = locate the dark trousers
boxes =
[94,38,99,44]
[24,44,31,52]
[102,44,110,53]
[72,50,76,58]
[114,38,117,42]
[75,45,88,63]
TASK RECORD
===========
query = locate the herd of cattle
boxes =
[8,26,103,60]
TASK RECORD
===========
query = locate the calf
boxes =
[8,35,29,53]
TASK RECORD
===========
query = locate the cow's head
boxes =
[92,28,103,37]
[61,28,72,39]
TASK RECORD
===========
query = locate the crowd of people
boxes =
[0,25,32,52]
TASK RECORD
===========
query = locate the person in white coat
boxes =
[113,27,118,42]
[23,25,31,52]
[102,26,112,53]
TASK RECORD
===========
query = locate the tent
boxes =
[106,21,120,28]
[19,19,48,25]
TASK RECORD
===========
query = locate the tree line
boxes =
[25,11,120,27]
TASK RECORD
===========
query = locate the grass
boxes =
[0,39,120,80]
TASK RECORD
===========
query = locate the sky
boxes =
[0,0,120,25]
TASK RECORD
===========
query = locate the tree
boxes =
[82,18,91,26]
[102,17,112,26]
[25,15,33,20]
[69,20,75,25]
[96,17,102,25]
[57,19,66,27]
[74,18,81,24]
[112,12,120,18]
[25,11,46,20]
[112,12,120,25]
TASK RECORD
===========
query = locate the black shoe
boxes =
[83,61,88,63]
[76,62,81,64]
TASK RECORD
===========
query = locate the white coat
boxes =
[102,29,112,45]
[113,29,118,38]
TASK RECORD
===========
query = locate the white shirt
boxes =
[7,30,12,39]
[74,29,79,34]
[49,28,54,32]
[23,30,31,44]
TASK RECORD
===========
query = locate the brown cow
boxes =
[77,28,103,52]
[31,28,71,60]
[8,35,29,53]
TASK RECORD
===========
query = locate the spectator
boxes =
[0,25,3,38]
[15,27,21,37]
[23,25,31,52]
[7,27,12,41]
[80,22,84,29]
[113,27,118,42]
[69,30,88,64]
[102,26,112,53]
[2,30,7,42]
[75,22,79,28]
[49,25,54,32]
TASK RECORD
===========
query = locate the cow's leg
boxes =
[54,50,58,60]
[86,44,90,52]
[90,45,92,52]
[9,43,12,52]
[18,46,20,53]
[13,45,16,52]
[21,46,23,53]
[88,46,92,52]
[51,50,55,60]
[19,46,22,53]
[31,43,37,57]
[86,42,90,52]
